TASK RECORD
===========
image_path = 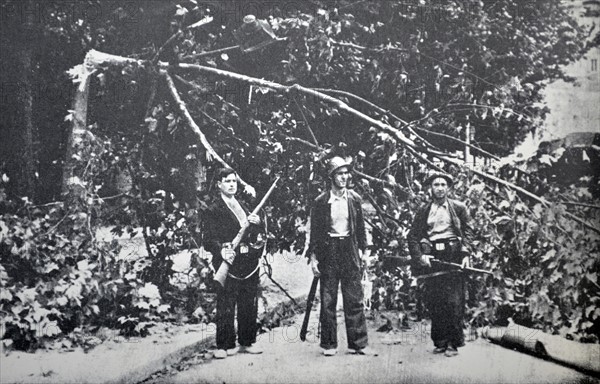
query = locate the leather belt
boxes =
[329,234,349,239]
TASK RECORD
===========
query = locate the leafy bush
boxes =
[465,181,600,342]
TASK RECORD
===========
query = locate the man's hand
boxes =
[461,255,470,269]
[420,254,434,268]
[247,213,260,225]
[221,244,235,265]
[310,254,320,277]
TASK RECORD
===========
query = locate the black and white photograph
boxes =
[1,1,599,383]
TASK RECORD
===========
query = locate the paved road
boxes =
[148,306,597,384]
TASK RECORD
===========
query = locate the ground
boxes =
[146,305,597,384]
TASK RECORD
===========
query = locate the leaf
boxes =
[0,289,13,301]
[541,249,556,262]
[585,305,596,318]
[16,288,37,304]
[56,297,68,306]
[157,304,171,313]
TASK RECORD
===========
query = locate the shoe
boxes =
[239,345,263,354]
[352,346,378,356]
[213,349,227,359]
[322,348,337,356]
[444,346,458,357]
[227,347,238,356]
[433,346,447,354]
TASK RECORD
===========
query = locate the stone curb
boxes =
[132,294,308,383]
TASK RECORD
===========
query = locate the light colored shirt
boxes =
[328,190,350,237]
[427,200,457,241]
[221,194,247,226]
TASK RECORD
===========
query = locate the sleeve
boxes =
[203,207,223,270]
[457,203,474,255]
[355,198,368,251]
[407,209,424,260]
[306,204,318,259]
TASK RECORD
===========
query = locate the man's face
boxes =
[331,166,350,190]
[430,177,449,200]
[218,173,238,197]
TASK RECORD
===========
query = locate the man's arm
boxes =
[407,208,435,268]
[307,205,321,277]
[455,201,474,255]
[203,206,225,269]
[407,209,424,259]
[354,194,368,253]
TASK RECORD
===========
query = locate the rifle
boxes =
[213,176,280,287]
[431,258,494,276]
[300,276,319,341]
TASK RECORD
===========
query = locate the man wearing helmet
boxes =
[407,172,474,357]
[307,156,377,357]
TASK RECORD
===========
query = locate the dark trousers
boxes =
[319,237,368,350]
[425,244,465,348]
[216,271,259,349]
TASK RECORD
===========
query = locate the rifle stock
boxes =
[300,277,319,341]
[213,177,280,287]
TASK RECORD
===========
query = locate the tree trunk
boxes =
[61,66,91,197]
[15,47,36,200]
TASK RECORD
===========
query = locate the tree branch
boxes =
[153,16,213,63]
[161,69,255,195]
[413,126,501,161]
[166,62,417,150]
[79,50,593,234]
[310,87,436,149]
[181,45,239,61]
[330,39,408,53]
[440,155,600,235]
[292,97,319,147]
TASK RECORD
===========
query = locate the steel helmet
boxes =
[327,156,352,177]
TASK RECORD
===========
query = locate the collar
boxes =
[328,189,348,203]
[431,198,448,209]
[221,194,244,212]
[220,193,236,204]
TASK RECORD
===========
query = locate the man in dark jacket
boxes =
[308,156,376,357]
[407,172,473,357]
[204,167,264,359]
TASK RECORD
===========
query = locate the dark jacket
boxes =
[204,196,262,278]
[407,198,474,260]
[308,189,367,266]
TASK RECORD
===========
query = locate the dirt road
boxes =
[148,306,596,384]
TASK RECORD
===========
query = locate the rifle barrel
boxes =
[431,259,493,275]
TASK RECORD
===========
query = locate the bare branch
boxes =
[292,97,319,148]
[413,126,501,161]
[181,45,239,61]
[161,69,255,195]
[166,62,417,150]
[330,40,408,53]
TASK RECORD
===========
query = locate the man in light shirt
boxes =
[308,156,377,357]
[407,172,473,357]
